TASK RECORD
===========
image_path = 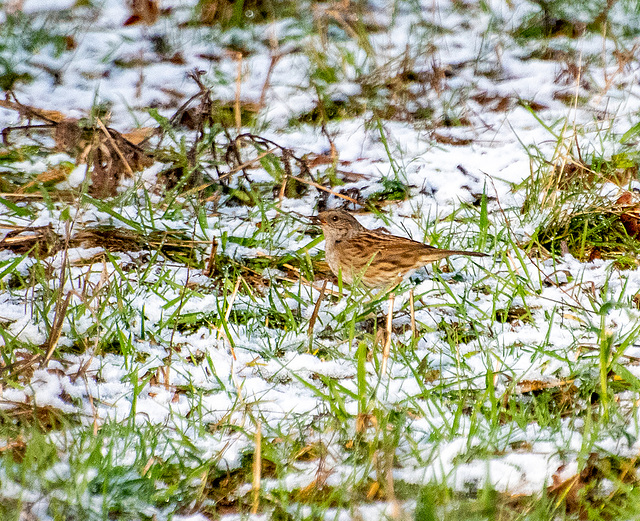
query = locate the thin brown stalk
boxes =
[251,421,262,514]
[409,289,416,339]
[96,118,134,177]
[277,174,288,207]
[42,222,72,367]
[0,193,49,199]
[307,279,327,338]
[219,276,242,360]
[42,292,72,367]
[381,293,394,375]
[259,54,281,110]
[204,237,218,278]
[288,174,358,204]
[234,52,243,133]
[384,444,401,518]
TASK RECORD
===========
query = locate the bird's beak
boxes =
[309,215,325,225]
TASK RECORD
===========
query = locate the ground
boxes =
[2,0,640,520]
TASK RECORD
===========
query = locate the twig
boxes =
[288,174,358,204]
[307,279,327,339]
[96,118,134,177]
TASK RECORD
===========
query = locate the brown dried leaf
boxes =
[0,225,60,257]
[90,144,118,198]
[0,401,72,432]
[432,132,473,146]
[517,378,574,394]
[123,0,159,26]
[17,164,73,193]
[87,126,154,198]
[0,99,67,123]
[54,119,85,152]
[0,437,27,463]
[471,91,514,112]
[549,158,630,189]
[616,191,640,239]
[547,453,609,519]
[74,228,146,252]
[122,127,155,145]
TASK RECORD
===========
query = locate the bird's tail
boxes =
[425,249,488,262]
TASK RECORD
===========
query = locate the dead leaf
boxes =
[517,378,575,394]
[122,127,156,145]
[123,0,159,25]
[0,225,59,257]
[616,191,640,239]
[17,164,73,193]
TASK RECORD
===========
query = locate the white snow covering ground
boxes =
[2,0,640,519]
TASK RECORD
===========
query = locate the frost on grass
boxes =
[2,0,640,520]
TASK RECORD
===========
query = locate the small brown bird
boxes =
[311,210,487,288]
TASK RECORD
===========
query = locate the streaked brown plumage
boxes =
[311,210,487,288]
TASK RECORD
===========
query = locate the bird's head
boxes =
[310,210,364,241]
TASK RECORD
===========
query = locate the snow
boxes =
[2,0,640,518]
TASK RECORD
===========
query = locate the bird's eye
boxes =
[331,216,339,222]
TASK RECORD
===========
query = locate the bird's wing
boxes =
[370,233,483,264]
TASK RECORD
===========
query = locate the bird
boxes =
[310,209,487,288]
